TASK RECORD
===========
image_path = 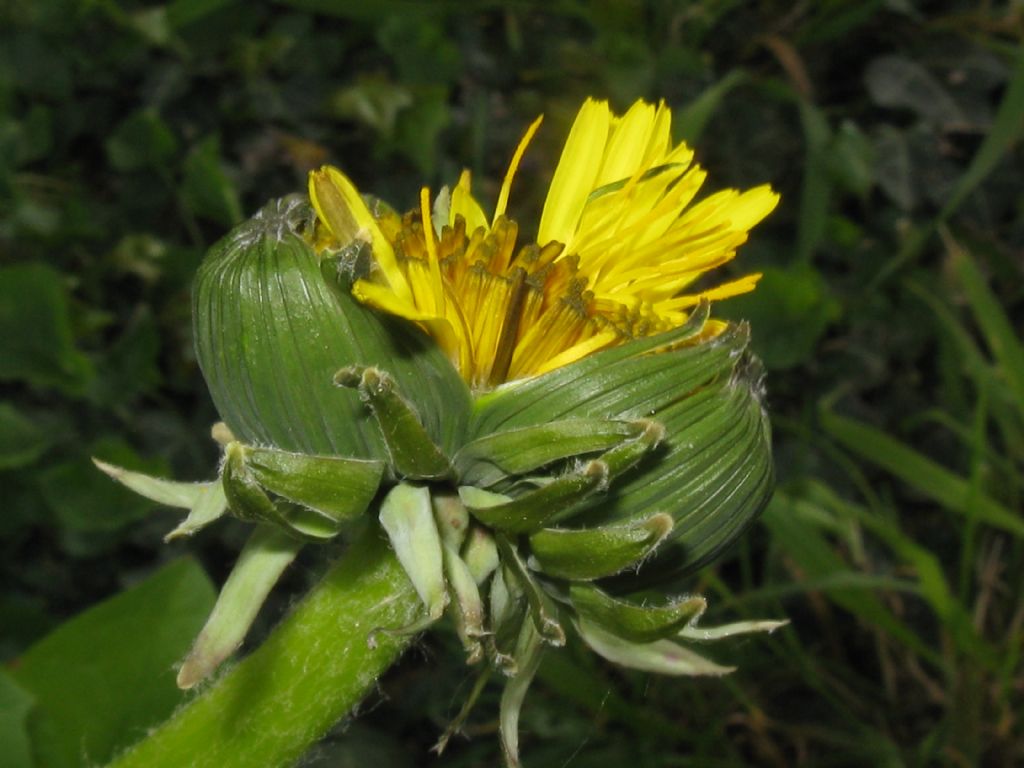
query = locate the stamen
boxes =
[420,186,444,316]
[489,267,528,387]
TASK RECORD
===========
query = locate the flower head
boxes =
[310,98,778,390]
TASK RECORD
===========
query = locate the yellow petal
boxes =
[450,170,489,234]
[594,100,656,187]
[494,115,543,223]
[310,166,413,303]
[537,99,610,249]
[353,279,464,368]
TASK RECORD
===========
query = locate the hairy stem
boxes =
[107,524,421,768]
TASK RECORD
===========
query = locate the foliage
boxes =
[1,1,1021,766]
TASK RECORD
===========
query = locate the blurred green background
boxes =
[2,1,1022,766]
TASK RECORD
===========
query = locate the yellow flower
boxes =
[309,98,778,391]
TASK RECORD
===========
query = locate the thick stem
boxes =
[107,524,421,768]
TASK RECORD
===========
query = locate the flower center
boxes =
[370,203,672,390]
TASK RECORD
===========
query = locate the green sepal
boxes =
[221,443,343,539]
[336,365,452,480]
[433,668,490,756]
[379,483,447,620]
[193,196,471,460]
[575,618,734,676]
[242,445,384,522]
[568,584,706,643]
[499,618,544,768]
[459,461,607,534]
[441,542,486,663]
[432,492,470,549]
[92,459,227,540]
[599,419,664,480]
[489,567,527,673]
[679,618,789,642]
[177,525,303,689]
[454,418,645,488]
[496,535,565,647]
[527,512,673,581]
[471,307,773,578]
[462,525,500,585]
[221,442,280,524]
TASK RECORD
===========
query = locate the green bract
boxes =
[100,199,782,768]
[191,196,471,459]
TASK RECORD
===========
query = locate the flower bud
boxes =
[192,195,470,460]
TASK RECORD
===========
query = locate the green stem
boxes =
[107,525,421,768]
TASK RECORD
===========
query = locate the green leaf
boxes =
[675,69,748,143]
[0,669,34,768]
[569,584,706,643]
[41,440,167,533]
[721,263,840,369]
[0,263,94,394]
[181,135,243,228]
[821,411,1024,537]
[940,46,1024,219]
[105,109,178,172]
[761,493,942,666]
[0,403,50,470]
[796,99,833,264]
[11,559,216,768]
[948,239,1024,410]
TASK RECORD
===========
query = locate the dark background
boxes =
[2,1,1022,766]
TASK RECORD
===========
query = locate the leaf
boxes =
[940,47,1024,218]
[0,669,35,768]
[0,263,94,394]
[41,440,168,533]
[0,403,50,470]
[947,237,1024,410]
[821,411,1024,537]
[105,109,178,172]
[722,263,840,370]
[796,99,832,264]
[11,559,216,768]
[181,135,243,228]
[762,493,943,666]
[675,70,748,143]
[865,55,965,126]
